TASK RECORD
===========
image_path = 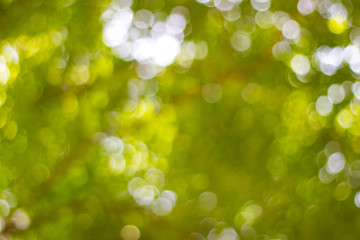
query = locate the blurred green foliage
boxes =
[0,0,360,239]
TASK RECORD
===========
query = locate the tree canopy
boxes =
[0,0,359,239]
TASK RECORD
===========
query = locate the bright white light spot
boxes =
[152,197,173,215]
[132,185,157,206]
[291,54,310,75]
[11,209,31,230]
[214,0,235,11]
[2,45,19,64]
[128,177,146,195]
[153,34,180,67]
[196,0,211,4]
[282,20,300,40]
[132,38,153,62]
[324,47,344,65]
[231,32,251,52]
[343,45,360,65]
[328,84,345,104]
[315,46,344,75]
[355,192,360,207]
[327,3,348,20]
[297,0,315,15]
[102,9,133,47]
[251,0,270,12]
[112,42,132,60]
[136,63,157,80]
[166,13,187,35]
[320,64,337,76]
[208,227,239,240]
[316,96,333,116]
[353,82,360,99]
[350,61,360,74]
[102,3,188,77]
[0,56,10,86]
[326,152,345,174]
[160,190,177,207]
[219,228,239,240]
[152,21,167,35]
[102,136,124,156]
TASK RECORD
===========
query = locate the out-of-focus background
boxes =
[0,0,359,239]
